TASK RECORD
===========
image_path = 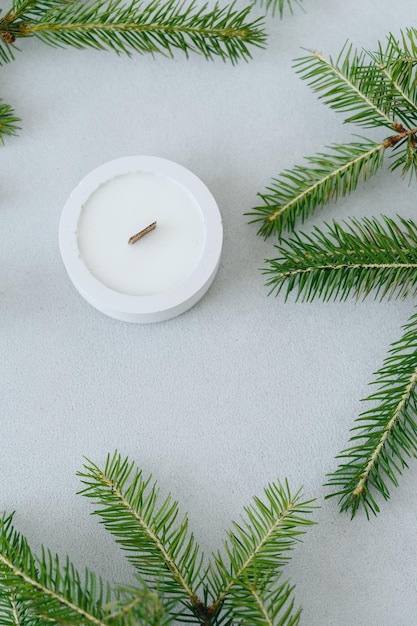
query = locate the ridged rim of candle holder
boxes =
[59,156,223,323]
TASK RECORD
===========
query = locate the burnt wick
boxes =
[128,221,157,245]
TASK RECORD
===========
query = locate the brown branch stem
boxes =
[384,126,417,147]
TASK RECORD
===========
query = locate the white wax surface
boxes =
[77,172,205,296]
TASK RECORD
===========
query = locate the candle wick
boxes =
[128,221,157,245]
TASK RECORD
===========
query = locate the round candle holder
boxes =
[59,156,223,323]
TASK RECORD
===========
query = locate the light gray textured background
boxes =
[2,1,417,624]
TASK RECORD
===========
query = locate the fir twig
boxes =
[249,34,417,239]
[325,310,417,518]
[292,44,397,129]
[208,480,315,624]
[77,452,204,622]
[0,513,117,625]
[0,0,266,64]
[263,215,417,302]
[0,453,314,624]
[102,585,173,625]
[367,29,417,123]
[247,139,386,239]
[0,100,20,144]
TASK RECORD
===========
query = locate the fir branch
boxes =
[263,215,417,302]
[293,44,398,129]
[367,29,417,119]
[78,452,204,621]
[0,514,117,625]
[247,139,386,239]
[208,480,315,623]
[325,310,417,518]
[0,0,266,64]
[0,100,20,144]
[0,455,313,624]
[366,55,417,128]
[249,35,417,239]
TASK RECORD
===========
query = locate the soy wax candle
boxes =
[59,156,223,323]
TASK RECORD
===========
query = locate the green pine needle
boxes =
[263,215,417,302]
[0,101,20,144]
[257,0,302,18]
[325,310,417,518]
[77,452,205,621]
[0,454,314,624]
[249,32,417,240]
[0,581,41,626]
[293,43,400,129]
[247,139,386,240]
[218,580,302,626]
[208,480,315,623]
[0,513,116,625]
[367,29,417,124]
[0,0,267,64]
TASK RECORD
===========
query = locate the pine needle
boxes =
[0,101,20,144]
[0,0,266,64]
[249,32,417,239]
[208,480,315,623]
[247,139,386,240]
[293,44,397,129]
[0,513,114,625]
[257,0,302,18]
[264,215,417,302]
[325,310,417,518]
[0,453,314,624]
[77,452,205,622]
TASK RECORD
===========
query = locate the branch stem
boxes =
[277,262,417,280]
[248,585,274,626]
[20,20,253,40]
[384,126,417,147]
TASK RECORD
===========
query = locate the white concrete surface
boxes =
[2,1,417,623]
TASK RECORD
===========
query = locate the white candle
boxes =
[59,157,223,323]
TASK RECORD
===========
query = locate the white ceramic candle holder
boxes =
[59,156,223,323]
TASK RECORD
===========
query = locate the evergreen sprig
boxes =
[263,215,417,302]
[263,217,417,516]
[247,139,386,240]
[0,513,119,625]
[77,452,204,622]
[0,452,315,624]
[248,32,417,239]
[0,100,20,144]
[249,30,417,517]
[77,452,315,624]
[367,29,417,124]
[0,581,40,626]
[325,311,417,518]
[208,480,314,624]
[292,43,416,129]
[0,0,266,65]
